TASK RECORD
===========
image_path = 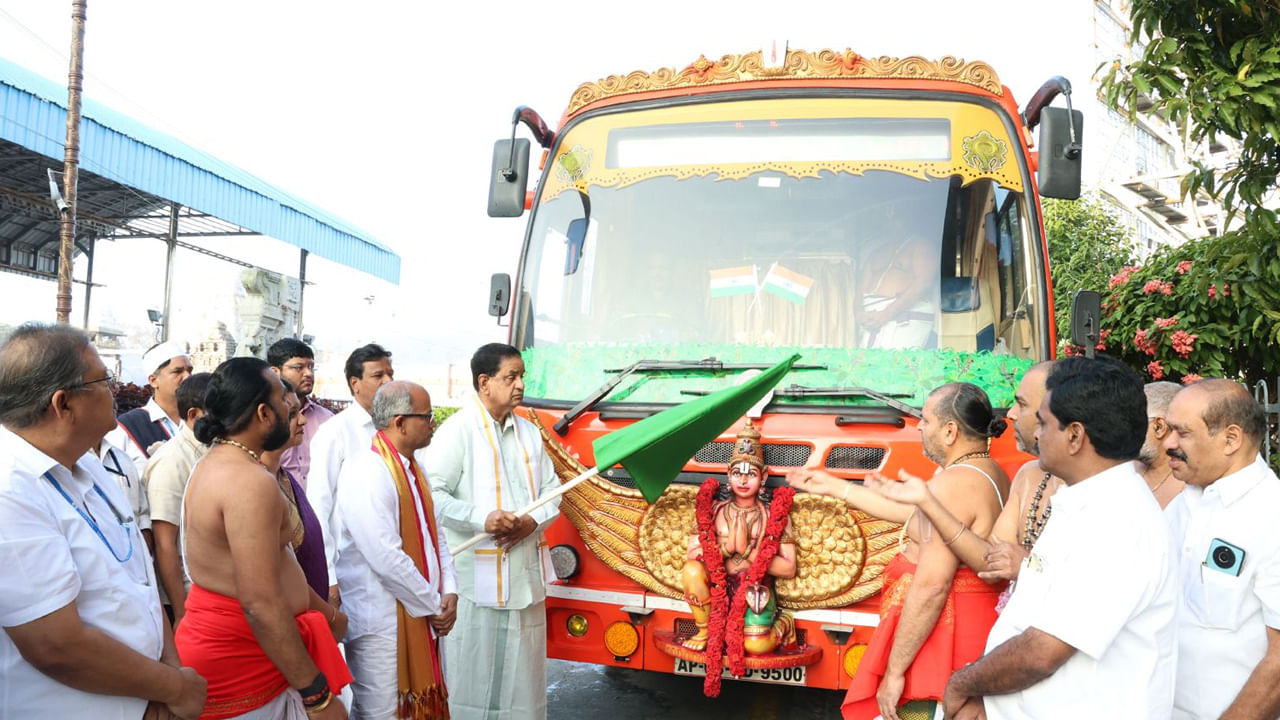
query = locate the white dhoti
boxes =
[860,294,935,349]
[442,596,548,720]
[346,633,399,720]
[224,688,308,719]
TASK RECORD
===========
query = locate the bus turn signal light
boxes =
[603,621,640,658]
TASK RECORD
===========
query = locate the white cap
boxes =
[142,341,187,375]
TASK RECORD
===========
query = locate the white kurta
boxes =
[424,398,560,720]
[306,402,376,580]
[337,448,458,719]
[1167,455,1280,720]
[983,461,1178,719]
[0,427,164,719]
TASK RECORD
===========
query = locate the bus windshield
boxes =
[516,98,1045,409]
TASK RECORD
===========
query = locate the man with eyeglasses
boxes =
[105,339,193,473]
[270,338,335,491]
[0,323,206,719]
[335,381,456,719]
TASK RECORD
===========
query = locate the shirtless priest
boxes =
[175,357,351,719]
[788,382,1009,720]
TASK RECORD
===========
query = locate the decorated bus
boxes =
[483,47,1082,691]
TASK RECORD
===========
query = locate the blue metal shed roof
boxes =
[0,56,400,284]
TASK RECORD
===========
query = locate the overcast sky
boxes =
[0,0,1087,366]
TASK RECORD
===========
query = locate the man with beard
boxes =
[866,361,1064,585]
[1163,379,1280,720]
[176,357,351,719]
[1139,381,1185,510]
[943,357,1177,719]
[789,382,1009,720]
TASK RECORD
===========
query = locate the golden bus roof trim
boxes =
[567,49,1005,116]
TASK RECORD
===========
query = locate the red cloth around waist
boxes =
[842,554,1005,720]
[175,584,352,719]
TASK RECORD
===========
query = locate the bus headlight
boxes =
[566,614,589,637]
[550,545,580,580]
[603,621,640,659]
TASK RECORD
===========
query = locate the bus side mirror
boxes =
[489,273,511,324]
[1071,290,1101,358]
[1038,108,1083,200]
[488,139,530,217]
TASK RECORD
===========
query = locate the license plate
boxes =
[672,657,806,686]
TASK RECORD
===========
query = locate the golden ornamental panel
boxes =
[567,49,1004,116]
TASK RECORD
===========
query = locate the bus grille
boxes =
[693,442,812,467]
[825,446,887,470]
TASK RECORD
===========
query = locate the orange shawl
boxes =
[372,430,449,720]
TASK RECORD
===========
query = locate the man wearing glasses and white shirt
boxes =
[0,323,205,719]
[1163,379,1280,720]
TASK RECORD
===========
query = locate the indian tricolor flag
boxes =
[709,265,758,298]
[762,263,814,305]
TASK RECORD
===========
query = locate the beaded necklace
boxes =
[213,437,263,464]
[948,450,991,467]
[1022,472,1053,550]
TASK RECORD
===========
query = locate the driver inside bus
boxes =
[855,224,937,349]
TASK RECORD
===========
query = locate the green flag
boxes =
[591,354,799,503]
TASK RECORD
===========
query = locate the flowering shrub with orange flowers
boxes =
[1067,231,1280,385]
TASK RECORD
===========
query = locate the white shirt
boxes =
[97,440,150,531]
[306,403,376,579]
[335,449,457,640]
[1166,455,1280,720]
[105,397,179,473]
[0,427,164,720]
[984,462,1177,720]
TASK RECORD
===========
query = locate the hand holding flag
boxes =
[450,354,800,554]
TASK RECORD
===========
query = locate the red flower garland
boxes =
[693,477,795,697]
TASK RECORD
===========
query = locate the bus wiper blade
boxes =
[553,357,826,436]
[772,384,922,419]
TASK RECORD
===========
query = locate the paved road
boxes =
[547,660,844,720]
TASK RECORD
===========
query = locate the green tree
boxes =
[1098,0,1280,224]
[1091,0,1280,386]
[1044,196,1138,349]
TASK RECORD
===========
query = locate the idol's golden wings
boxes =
[528,412,898,607]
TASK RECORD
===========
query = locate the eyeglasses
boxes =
[283,362,315,372]
[397,411,436,423]
[71,372,119,393]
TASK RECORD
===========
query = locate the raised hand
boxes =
[863,469,931,506]
[784,467,841,497]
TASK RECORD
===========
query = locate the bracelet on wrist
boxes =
[841,481,853,504]
[298,672,328,704]
[304,691,333,715]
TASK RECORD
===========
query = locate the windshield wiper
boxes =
[552,357,826,436]
[771,384,923,419]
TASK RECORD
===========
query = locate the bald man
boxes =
[1164,379,1280,720]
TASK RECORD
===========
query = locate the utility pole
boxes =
[56,0,87,324]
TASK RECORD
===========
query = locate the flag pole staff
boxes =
[450,466,601,554]
[56,0,88,324]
